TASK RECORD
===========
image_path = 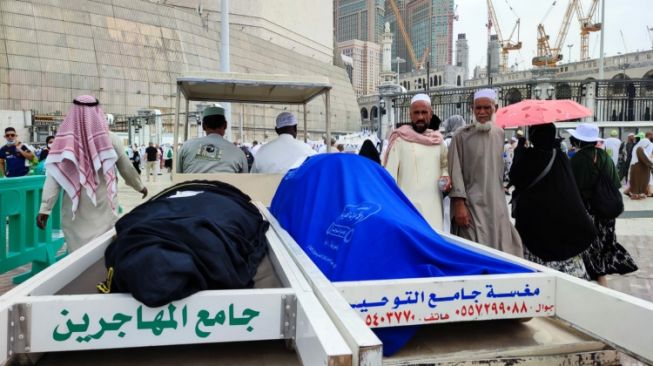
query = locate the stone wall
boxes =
[0,0,360,143]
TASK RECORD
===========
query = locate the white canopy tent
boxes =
[172,73,334,205]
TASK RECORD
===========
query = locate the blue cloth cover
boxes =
[270,154,532,356]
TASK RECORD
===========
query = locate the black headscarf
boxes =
[358,139,381,164]
[428,114,441,131]
[509,123,597,262]
[529,123,556,149]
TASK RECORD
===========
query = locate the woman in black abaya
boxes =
[509,123,596,278]
[358,139,381,164]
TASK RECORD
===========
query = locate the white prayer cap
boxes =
[275,112,297,128]
[474,88,497,102]
[410,93,431,105]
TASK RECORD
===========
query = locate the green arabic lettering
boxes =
[228,304,260,332]
[76,312,133,343]
[53,310,90,342]
[215,310,226,325]
[194,309,215,338]
[137,304,178,336]
[182,305,188,327]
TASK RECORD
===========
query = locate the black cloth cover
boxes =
[105,180,268,307]
[509,124,597,262]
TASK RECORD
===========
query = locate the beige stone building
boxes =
[0,0,360,143]
[337,39,380,97]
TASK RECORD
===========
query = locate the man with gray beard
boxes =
[447,89,523,257]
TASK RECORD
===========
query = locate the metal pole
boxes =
[240,104,244,143]
[598,0,606,79]
[172,85,181,175]
[128,118,132,146]
[396,58,399,83]
[567,44,573,64]
[184,98,189,142]
[376,99,381,141]
[325,90,331,153]
[221,0,232,141]
[303,103,308,144]
[486,8,491,86]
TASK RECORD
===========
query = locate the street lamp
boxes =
[620,55,630,77]
[394,57,406,84]
[567,44,573,64]
[378,98,386,140]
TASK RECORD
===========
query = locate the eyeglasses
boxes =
[5,134,16,138]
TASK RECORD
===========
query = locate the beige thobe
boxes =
[385,138,448,231]
[39,133,145,252]
[448,125,523,257]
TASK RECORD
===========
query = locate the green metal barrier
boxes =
[0,176,66,284]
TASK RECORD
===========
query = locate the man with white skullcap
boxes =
[177,105,249,173]
[383,93,450,231]
[447,89,523,257]
[251,112,316,173]
[602,129,622,168]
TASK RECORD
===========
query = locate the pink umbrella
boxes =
[495,99,592,128]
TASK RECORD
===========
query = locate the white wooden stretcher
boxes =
[258,205,653,366]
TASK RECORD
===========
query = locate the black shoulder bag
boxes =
[511,149,555,218]
[588,150,624,219]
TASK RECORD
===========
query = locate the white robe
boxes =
[250,134,316,174]
[384,138,448,231]
[39,133,145,252]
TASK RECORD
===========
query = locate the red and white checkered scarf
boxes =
[382,124,443,166]
[45,95,118,215]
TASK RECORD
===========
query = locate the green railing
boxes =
[1,175,66,284]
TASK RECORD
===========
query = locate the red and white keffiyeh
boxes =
[45,95,118,215]
[382,124,443,166]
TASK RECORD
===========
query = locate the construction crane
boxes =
[387,0,428,70]
[620,29,628,53]
[533,0,577,67]
[574,0,601,61]
[487,0,522,73]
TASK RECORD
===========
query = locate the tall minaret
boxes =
[380,22,395,84]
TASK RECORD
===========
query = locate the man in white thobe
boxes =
[603,129,622,168]
[384,94,450,231]
[448,89,523,257]
[251,112,316,173]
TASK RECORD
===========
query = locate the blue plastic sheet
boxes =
[270,154,531,355]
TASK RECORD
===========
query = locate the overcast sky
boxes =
[454,0,653,70]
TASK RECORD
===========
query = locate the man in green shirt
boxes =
[177,106,248,174]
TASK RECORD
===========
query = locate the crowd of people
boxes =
[124,141,174,181]
[2,91,651,290]
[379,89,648,287]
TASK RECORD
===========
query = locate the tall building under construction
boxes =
[334,0,385,96]
[384,0,454,72]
